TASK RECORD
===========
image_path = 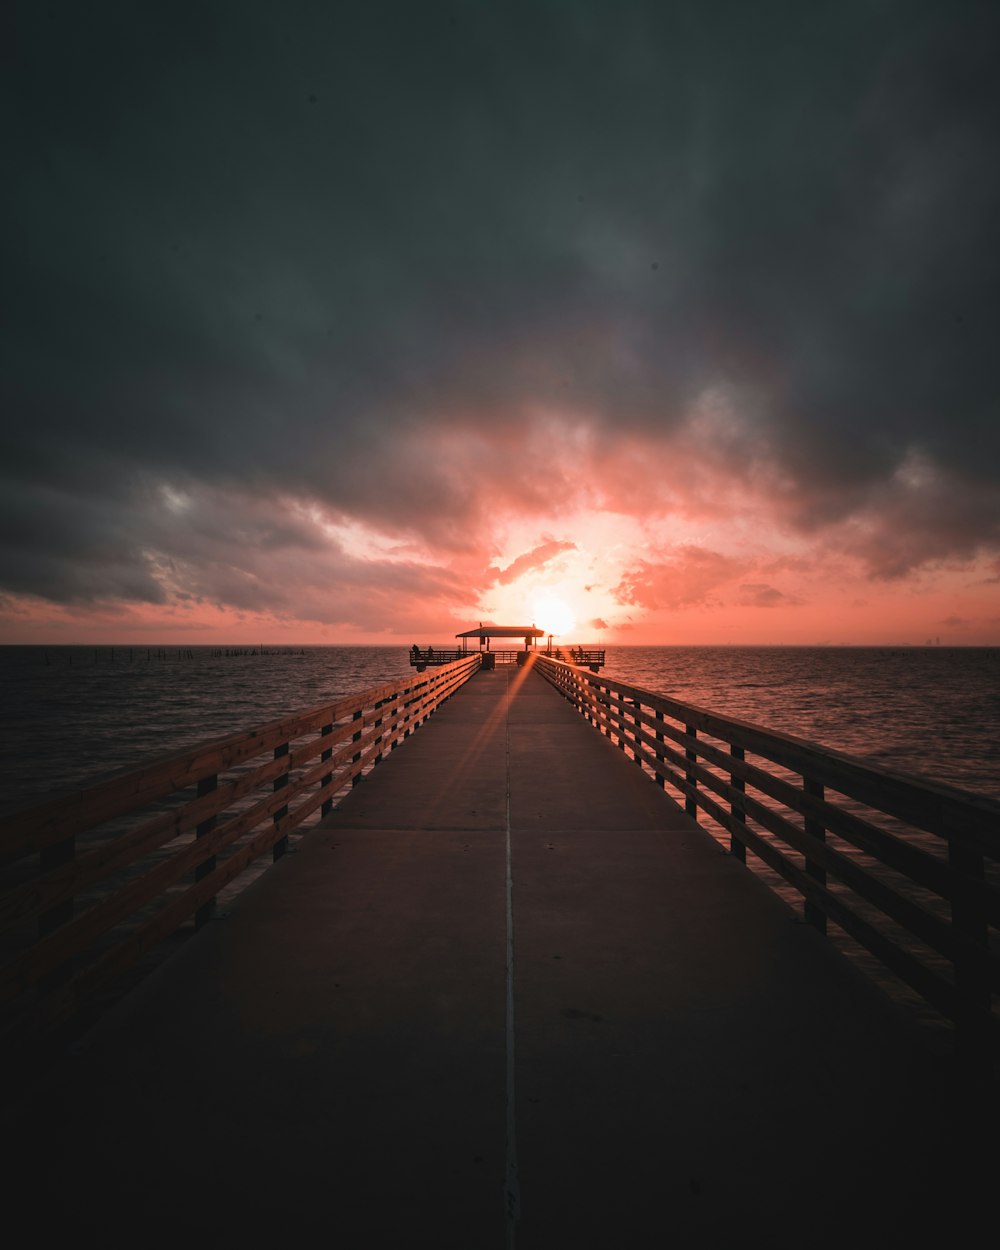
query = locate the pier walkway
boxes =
[9,667,991,1246]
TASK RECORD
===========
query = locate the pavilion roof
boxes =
[455,624,546,639]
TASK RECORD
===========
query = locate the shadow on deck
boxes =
[7,667,994,1246]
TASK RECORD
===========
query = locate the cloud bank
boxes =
[2,0,998,641]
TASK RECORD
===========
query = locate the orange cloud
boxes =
[490,539,577,585]
[613,546,747,611]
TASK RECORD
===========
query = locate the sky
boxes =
[3,0,999,646]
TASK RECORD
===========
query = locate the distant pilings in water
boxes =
[207,647,309,658]
[36,646,310,666]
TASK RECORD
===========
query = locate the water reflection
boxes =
[1,644,997,816]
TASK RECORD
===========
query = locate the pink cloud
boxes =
[736,583,802,608]
[490,539,577,585]
[613,545,746,611]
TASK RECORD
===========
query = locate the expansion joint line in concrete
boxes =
[504,665,521,1245]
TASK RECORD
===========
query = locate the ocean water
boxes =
[0,645,416,817]
[1,644,998,817]
[602,645,1000,797]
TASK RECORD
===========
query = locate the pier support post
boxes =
[729,746,746,862]
[351,709,363,786]
[615,696,628,754]
[803,778,826,933]
[654,710,666,788]
[389,692,401,750]
[626,699,641,765]
[320,722,334,817]
[272,742,289,860]
[684,726,698,818]
[373,699,385,766]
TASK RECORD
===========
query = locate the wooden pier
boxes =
[3,658,998,1245]
[409,624,606,672]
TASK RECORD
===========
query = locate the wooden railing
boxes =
[534,654,999,1062]
[0,655,481,1050]
[547,645,606,671]
[411,646,606,670]
[411,648,536,667]
[409,647,466,666]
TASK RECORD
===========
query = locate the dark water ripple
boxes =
[1,644,998,817]
[0,646,416,815]
[602,645,1000,797]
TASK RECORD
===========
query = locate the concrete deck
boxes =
[8,667,992,1246]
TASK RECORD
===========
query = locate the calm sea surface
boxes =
[1,644,998,815]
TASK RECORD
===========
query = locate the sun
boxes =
[532,591,577,637]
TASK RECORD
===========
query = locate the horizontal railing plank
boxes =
[1,671,467,859]
[0,655,481,1044]
[560,666,1000,855]
[534,654,998,1053]
[629,711,985,915]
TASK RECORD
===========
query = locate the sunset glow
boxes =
[531,591,577,639]
[2,5,998,648]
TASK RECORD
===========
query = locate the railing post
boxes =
[631,701,644,768]
[195,773,218,927]
[803,778,826,932]
[373,698,385,766]
[272,742,289,860]
[948,836,991,1067]
[625,699,639,763]
[320,721,334,816]
[389,691,401,750]
[685,725,698,817]
[729,746,746,862]
[351,708,363,786]
[654,710,666,788]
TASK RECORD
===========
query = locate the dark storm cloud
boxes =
[3,0,999,611]
[736,584,800,609]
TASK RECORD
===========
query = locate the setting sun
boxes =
[532,591,577,637]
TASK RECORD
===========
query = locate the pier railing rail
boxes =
[412,648,547,667]
[0,655,481,1050]
[548,645,606,672]
[534,654,999,1059]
